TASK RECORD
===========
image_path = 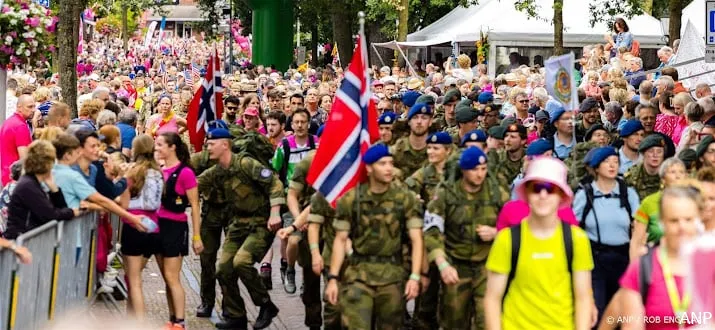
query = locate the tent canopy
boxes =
[401,0,666,48]
[680,0,705,38]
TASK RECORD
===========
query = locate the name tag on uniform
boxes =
[423,211,445,233]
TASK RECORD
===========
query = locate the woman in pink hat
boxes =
[485,156,595,330]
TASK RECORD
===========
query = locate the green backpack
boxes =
[230,128,276,168]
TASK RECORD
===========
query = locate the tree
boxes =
[58,0,86,117]
[114,0,171,51]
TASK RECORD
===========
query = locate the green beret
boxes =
[678,148,697,168]
[415,94,436,105]
[501,117,518,127]
[638,134,666,153]
[443,89,462,104]
[455,103,478,123]
[488,125,507,140]
[696,135,714,158]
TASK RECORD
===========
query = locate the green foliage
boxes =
[587,0,644,28]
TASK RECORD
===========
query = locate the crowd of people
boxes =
[0,16,714,330]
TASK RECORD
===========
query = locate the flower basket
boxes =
[475,31,489,65]
[0,0,58,68]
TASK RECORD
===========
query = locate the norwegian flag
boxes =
[306,35,379,206]
[187,48,223,152]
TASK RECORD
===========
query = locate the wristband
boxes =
[192,235,201,242]
[409,273,420,282]
[290,224,298,232]
[270,211,280,217]
[438,261,450,272]
[9,243,17,252]
[309,243,320,250]
[327,274,340,282]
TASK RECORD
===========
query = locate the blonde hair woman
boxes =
[446,54,474,82]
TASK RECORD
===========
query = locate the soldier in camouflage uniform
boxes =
[565,124,610,190]
[378,112,397,145]
[307,191,343,329]
[487,123,526,185]
[445,129,488,182]
[433,89,461,131]
[275,150,323,329]
[486,125,506,152]
[390,103,433,177]
[425,147,509,330]
[405,132,453,330]
[198,127,284,330]
[624,134,666,200]
[480,104,501,131]
[325,144,424,330]
[449,100,480,145]
[575,97,603,139]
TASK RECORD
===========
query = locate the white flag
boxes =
[545,53,578,111]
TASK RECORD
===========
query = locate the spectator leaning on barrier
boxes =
[4,140,80,240]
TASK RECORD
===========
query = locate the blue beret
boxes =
[363,144,391,165]
[460,129,487,146]
[545,99,565,116]
[550,108,568,125]
[401,91,421,107]
[378,112,397,125]
[317,124,326,137]
[407,103,433,121]
[526,139,553,156]
[459,146,488,170]
[478,92,494,104]
[208,119,229,130]
[619,119,644,137]
[206,127,233,140]
[427,132,452,145]
[587,147,618,168]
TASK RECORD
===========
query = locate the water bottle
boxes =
[140,216,158,233]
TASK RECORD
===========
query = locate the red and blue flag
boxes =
[187,48,223,152]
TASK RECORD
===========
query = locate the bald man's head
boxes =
[16,94,36,119]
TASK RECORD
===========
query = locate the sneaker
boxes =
[169,324,185,330]
[284,269,296,294]
[259,263,272,290]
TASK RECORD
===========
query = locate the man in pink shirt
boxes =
[0,94,34,186]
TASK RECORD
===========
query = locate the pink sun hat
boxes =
[515,156,573,208]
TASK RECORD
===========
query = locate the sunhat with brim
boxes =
[515,156,573,209]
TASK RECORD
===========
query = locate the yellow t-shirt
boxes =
[486,220,594,330]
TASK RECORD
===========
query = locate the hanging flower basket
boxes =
[475,31,489,65]
[0,0,58,68]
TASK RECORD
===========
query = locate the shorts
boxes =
[120,223,161,258]
[158,218,189,257]
[282,212,303,239]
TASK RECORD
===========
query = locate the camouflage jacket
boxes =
[308,192,337,265]
[405,163,446,203]
[197,153,285,222]
[487,149,524,185]
[424,176,509,263]
[390,137,429,178]
[289,150,316,207]
[624,164,661,200]
[333,183,423,286]
[565,141,599,190]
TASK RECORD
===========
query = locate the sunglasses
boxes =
[226,106,238,110]
[527,181,559,195]
[518,100,529,104]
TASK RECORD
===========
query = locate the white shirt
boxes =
[5,90,17,120]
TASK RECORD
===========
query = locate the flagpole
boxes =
[356,11,365,234]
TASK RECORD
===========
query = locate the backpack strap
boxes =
[580,183,595,229]
[617,178,633,222]
[562,221,573,275]
[638,247,656,304]
[503,223,522,306]
[279,138,291,183]
[308,135,316,150]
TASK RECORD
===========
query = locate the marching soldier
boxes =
[487,123,526,185]
[624,134,667,199]
[198,127,284,330]
[391,103,433,177]
[449,100,481,145]
[424,147,509,330]
[434,89,461,131]
[325,144,424,330]
[378,112,397,145]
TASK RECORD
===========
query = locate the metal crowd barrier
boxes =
[0,212,98,330]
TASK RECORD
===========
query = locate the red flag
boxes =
[306,36,379,206]
[187,49,223,152]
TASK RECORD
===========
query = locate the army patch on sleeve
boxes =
[260,168,272,178]
[423,210,445,233]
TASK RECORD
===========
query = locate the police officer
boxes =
[391,103,433,177]
[198,127,284,330]
[378,112,397,145]
[624,134,666,200]
[424,147,509,330]
[325,144,424,330]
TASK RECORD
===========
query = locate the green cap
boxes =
[415,94,436,106]
[455,103,478,123]
[696,135,714,158]
[638,134,666,153]
[443,89,462,105]
[501,117,518,127]
[678,148,697,168]
[488,125,507,140]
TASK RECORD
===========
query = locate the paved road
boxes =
[90,228,311,330]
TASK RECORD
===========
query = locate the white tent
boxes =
[378,0,667,74]
[680,0,705,38]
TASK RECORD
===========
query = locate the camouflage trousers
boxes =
[340,280,404,330]
[439,261,488,330]
[297,237,323,327]
[198,204,228,306]
[215,219,274,318]
[411,264,440,330]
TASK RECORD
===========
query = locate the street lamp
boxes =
[222,3,232,74]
